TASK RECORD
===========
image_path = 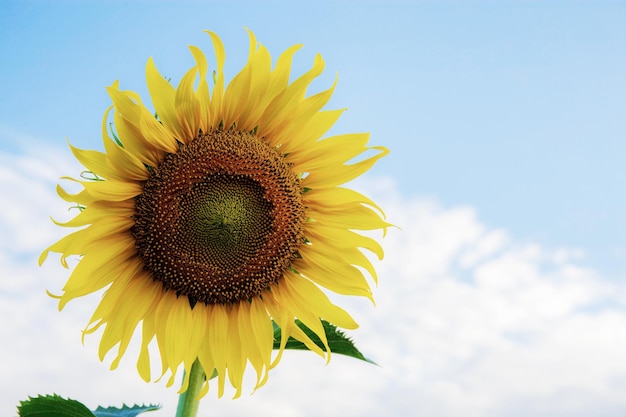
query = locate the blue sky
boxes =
[1,1,626,416]
[2,1,625,274]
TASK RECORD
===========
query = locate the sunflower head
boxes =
[132,129,307,307]
[41,30,389,398]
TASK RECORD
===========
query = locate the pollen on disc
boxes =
[132,130,306,305]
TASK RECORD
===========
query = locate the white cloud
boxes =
[1,151,626,417]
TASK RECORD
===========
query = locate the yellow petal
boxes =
[107,85,165,166]
[276,274,332,361]
[204,31,226,121]
[303,226,380,282]
[52,204,133,228]
[58,238,136,307]
[137,313,157,382]
[248,297,273,388]
[271,77,338,152]
[305,221,384,259]
[80,179,143,201]
[107,275,162,370]
[224,30,272,131]
[226,307,245,399]
[308,203,392,231]
[293,132,370,172]
[293,249,374,301]
[304,146,389,188]
[174,65,202,140]
[284,109,345,156]
[69,144,124,182]
[285,272,359,330]
[55,183,97,206]
[266,43,302,99]
[188,45,212,131]
[40,224,132,268]
[101,106,149,181]
[303,186,385,216]
[146,57,188,143]
[263,288,325,362]
[207,304,229,397]
[257,53,325,141]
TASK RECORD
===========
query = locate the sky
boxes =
[1,1,626,416]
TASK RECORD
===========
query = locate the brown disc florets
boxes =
[132,130,306,305]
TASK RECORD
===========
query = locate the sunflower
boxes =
[40,30,389,398]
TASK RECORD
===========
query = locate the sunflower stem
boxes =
[175,358,205,417]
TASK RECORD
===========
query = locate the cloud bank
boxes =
[1,147,625,417]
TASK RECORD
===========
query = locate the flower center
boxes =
[132,130,306,305]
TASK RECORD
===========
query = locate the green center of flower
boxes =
[180,176,273,270]
[132,130,306,305]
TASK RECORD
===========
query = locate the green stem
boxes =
[175,358,206,417]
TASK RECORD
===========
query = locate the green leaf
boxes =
[273,319,376,364]
[17,395,160,417]
[93,404,161,417]
[18,394,95,417]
